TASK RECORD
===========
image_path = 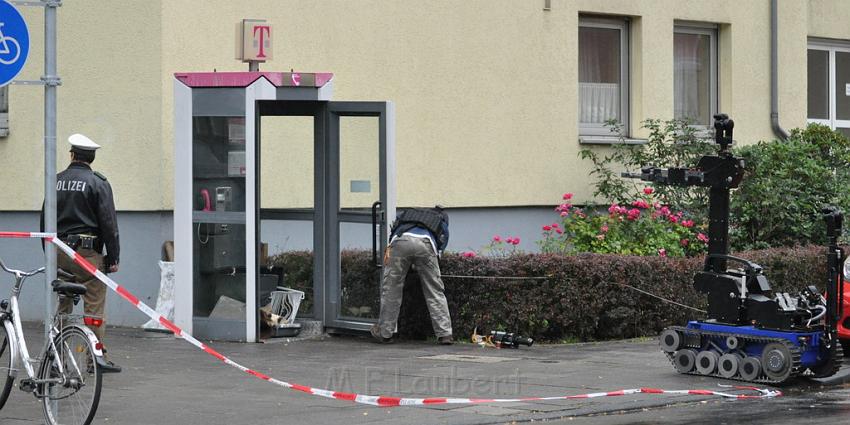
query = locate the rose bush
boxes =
[478,234,522,257]
[538,190,708,257]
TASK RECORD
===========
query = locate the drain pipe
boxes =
[770,0,790,140]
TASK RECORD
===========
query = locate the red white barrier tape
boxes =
[0,231,783,406]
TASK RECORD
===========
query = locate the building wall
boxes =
[2,0,849,325]
[0,1,845,212]
[159,0,818,208]
[809,0,850,40]
[0,1,163,211]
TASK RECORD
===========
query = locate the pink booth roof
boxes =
[174,72,333,88]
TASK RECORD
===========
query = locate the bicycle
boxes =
[0,23,21,66]
[0,258,103,425]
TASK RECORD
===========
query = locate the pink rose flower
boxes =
[493,235,502,242]
[658,248,667,257]
[551,223,559,228]
[511,237,521,245]
[542,225,552,231]
[697,233,709,243]
[668,215,679,224]
[555,228,563,234]
[462,251,477,258]
[601,224,609,233]
[680,239,689,247]
[560,211,568,217]
[681,219,694,228]
[631,200,650,209]
[644,187,654,195]
[563,193,573,200]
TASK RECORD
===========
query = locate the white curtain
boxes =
[674,33,706,124]
[579,27,620,124]
[579,83,619,123]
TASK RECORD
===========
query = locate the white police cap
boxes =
[68,134,100,151]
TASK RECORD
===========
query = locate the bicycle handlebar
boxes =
[0,258,46,277]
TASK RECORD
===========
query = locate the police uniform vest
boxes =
[391,208,449,251]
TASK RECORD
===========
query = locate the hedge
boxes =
[268,245,831,342]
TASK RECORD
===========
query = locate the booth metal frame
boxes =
[173,72,395,342]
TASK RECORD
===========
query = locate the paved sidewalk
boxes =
[2,323,844,425]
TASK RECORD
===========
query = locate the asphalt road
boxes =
[2,323,849,425]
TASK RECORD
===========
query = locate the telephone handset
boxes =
[199,189,211,211]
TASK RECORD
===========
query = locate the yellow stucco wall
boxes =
[0,1,162,211]
[259,116,315,209]
[0,1,845,211]
[809,0,850,40]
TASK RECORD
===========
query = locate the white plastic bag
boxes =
[142,261,175,331]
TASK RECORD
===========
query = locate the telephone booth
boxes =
[173,72,395,342]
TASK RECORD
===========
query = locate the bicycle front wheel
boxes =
[38,327,102,425]
[0,322,14,410]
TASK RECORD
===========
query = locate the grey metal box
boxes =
[199,233,246,273]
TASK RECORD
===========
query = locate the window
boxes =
[579,17,629,136]
[674,25,717,127]
[808,40,850,138]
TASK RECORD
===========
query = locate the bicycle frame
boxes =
[7,291,42,380]
[2,264,104,388]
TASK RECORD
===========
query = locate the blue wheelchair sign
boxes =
[0,0,29,87]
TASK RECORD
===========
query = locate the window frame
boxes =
[807,39,850,134]
[578,16,630,137]
[673,24,718,128]
[806,39,850,134]
[806,47,831,123]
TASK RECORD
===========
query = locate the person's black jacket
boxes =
[41,162,120,267]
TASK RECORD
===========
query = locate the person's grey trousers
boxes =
[375,235,453,339]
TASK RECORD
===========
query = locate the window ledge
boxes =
[579,136,647,145]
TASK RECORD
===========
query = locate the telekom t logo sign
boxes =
[237,19,273,62]
[253,25,271,58]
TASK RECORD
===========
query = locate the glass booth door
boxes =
[326,102,395,331]
[255,101,394,334]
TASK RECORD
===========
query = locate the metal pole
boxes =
[43,0,59,338]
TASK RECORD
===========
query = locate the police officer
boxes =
[371,206,453,344]
[44,133,122,373]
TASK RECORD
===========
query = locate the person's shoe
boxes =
[370,325,395,344]
[96,358,122,373]
[438,336,454,345]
